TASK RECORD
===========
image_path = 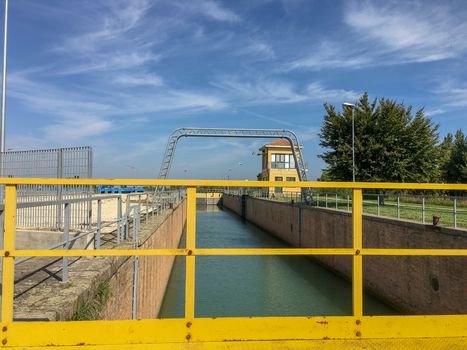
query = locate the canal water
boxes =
[159,206,396,318]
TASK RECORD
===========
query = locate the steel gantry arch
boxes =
[158,127,308,182]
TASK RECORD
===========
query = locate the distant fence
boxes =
[246,189,467,229]
[1,146,92,230]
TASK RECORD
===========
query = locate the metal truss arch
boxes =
[158,128,309,183]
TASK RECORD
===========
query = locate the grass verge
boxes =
[72,280,111,321]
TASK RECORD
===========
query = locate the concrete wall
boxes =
[101,200,186,319]
[222,195,242,216]
[197,192,223,206]
[223,195,467,314]
[16,230,92,250]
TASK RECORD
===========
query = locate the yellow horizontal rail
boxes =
[362,248,467,256]
[11,249,188,257]
[6,315,467,347]
[0,177,466,190]
[195,248,355,255]
[2,179,467,349]
[9,248,467,257]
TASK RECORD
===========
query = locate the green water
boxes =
[159,206,396,318]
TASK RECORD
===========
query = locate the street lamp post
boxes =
[1,0,8,154]
[0,0,8,183]
[343,102,356,182]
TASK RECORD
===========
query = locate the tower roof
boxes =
[266,139,291,147]
[260,139,302,150]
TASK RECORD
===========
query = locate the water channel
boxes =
[160,206,397,318]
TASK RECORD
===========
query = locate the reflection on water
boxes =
[159,205,397,318]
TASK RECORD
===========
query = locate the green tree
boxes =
[319,93,440,182]
[443,130,467,183]
[438,133,454,181]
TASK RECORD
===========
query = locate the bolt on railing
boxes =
[61,203,70,283]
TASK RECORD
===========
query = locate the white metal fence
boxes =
[247,190,467,229]
[1,147,92,230]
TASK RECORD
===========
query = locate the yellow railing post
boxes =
[185,187,196,320]
[352,188,363,318]
[2,185,16,324]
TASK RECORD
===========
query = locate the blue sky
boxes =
[4,0,467,179]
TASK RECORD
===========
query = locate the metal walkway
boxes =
[158,128,308,182]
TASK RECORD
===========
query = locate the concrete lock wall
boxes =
[100,199,186,320]
[222,195,467,314]
[196,192,223,206]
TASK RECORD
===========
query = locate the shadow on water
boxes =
[159,205,397,318]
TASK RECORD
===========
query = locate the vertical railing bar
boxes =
[138,194,141,221]
[1,184,16,323]
[87,189,92,231]
[132,207,139,320]
[422,196,425,224]
[117,196,122,243]
[62,202,70,283]
[377,194,380,217]
[125,194,130,239]
[454,198,457,228]
[145,193,149,222]
[397,196,400,220]
[56,149,63,230]
[185,187,196,320]
[96,199,101,249]
[352,188,363,318]
[0,209,4,250]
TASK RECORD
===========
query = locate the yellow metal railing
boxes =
[2,178,467,349]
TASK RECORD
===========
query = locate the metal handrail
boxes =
[13,190,182,282]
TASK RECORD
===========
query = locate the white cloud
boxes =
[296,127,319,143]
[239,109,306,128]
[112,72,164,87]
[306,82,359,102]
[49,0,159,76]
[8,73,227,145]
[233,39,275,59]
[213,77,359,105]
[288,1,467,71]
[434,82,467,108]
[57,0,152,54]
[9,75,112,115]
[119,90,227,113]
[176,0,241,23]
[57,52,161,76]
[424,108,446,117]
[43,117,113,142]
[7,134,52,151]
[213,77,306,104]
[287,41,371,71]
[344,2,467,63]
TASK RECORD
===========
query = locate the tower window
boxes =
[271,154,295,169]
